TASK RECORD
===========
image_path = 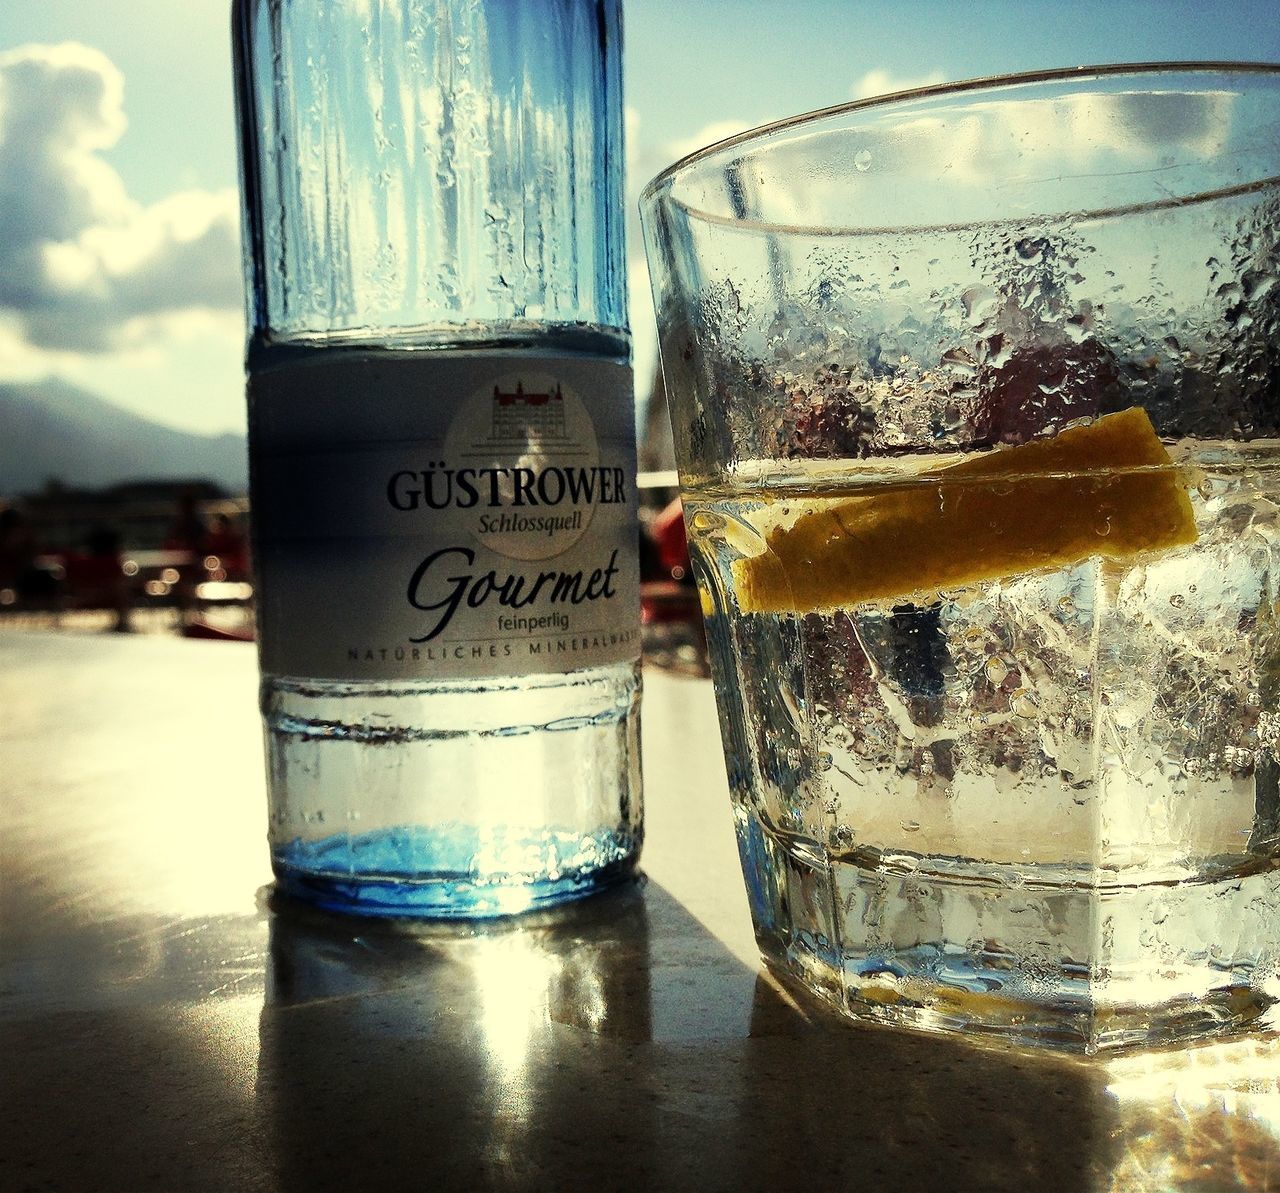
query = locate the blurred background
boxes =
[0,0,1277,647]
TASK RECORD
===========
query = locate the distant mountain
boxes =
[0,379,248,497]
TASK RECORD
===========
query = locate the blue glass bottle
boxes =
[232,0,641,917]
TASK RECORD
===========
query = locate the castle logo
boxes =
[444,371,601,563]
[490,382,567,440]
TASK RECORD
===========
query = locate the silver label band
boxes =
[249,350,640,681]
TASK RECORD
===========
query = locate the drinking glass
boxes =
[641,64,1280,1051]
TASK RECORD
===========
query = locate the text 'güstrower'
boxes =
[387,464,627,510]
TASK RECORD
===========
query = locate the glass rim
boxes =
[639,60,1280,222]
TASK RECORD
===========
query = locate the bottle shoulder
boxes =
[246,323,632,374]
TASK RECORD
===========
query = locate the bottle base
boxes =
[271,825,641,919]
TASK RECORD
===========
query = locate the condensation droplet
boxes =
[1015,236,1046,262]
[854,149,872,172]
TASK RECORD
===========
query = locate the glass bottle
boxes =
[232,0,641,916]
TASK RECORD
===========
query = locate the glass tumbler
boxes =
[641,64,1280,1051]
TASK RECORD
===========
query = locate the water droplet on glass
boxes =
[901,819,921,833]
[854,149,872,172]
[1169,592,1185,608]
[1015,236,1046,262]
[1243,269,1275,301]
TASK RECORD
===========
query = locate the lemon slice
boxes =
[732,407,1198,614]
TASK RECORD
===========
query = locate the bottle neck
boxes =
[234,0,628,343]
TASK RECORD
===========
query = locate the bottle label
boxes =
[249,350,640,681]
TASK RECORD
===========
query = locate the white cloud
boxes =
[0,43,241,356]
[628,115,756,202]
[665,118,755,166]
[625,103,642,179]
[850,67,947,101]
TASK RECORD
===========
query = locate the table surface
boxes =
[2,630,1279,1192]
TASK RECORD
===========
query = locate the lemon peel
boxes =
[732,407,1198,614]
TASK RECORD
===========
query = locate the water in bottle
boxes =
[232,0,642,917]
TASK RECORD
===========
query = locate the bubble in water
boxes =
[831,824,855,850]
[985,656,1011,685]
[940,346,977,377]
[690,510,724,533]
[1224,745,1253,774]
[1011,689,1039,718]
[854,149,872,172]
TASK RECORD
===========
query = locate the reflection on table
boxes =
[1,631,1277,1190]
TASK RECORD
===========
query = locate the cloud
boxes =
[850,68,947,101]
[0,43,241,354]
[665,118,755,166]
[627,113,756,213]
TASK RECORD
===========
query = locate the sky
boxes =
[0,0,1277,438]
